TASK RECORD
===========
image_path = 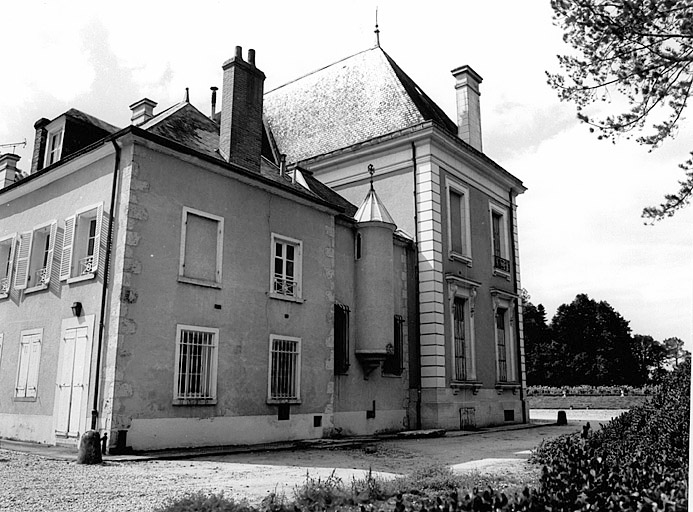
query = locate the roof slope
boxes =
[264,46,457,164]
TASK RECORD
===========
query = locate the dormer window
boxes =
[43,118,66,167]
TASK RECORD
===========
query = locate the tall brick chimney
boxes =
[30,117,50,173]
[451,65,483,152]
[0,153,20,189]
[219,46,265,172]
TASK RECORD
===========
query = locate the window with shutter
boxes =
[15,329,42,400]
[62,203,104,282]
[26,221,57,291]
[178,207,224,288]
[334,304,350,374]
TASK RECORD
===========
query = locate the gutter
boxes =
[91,139,121,431]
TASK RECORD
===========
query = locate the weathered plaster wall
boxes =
[108,144,336,449]
[0,155,114,444]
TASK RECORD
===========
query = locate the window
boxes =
[447,277,478,383]
[0,234,16,296]
[45,128,64,166]
[355,233,362,260]
[179,207,223,287]
[173,325,218,404]
[334,304,350,374]
[446,179,472,262]
[15,329,42,399]
[383,315,405,375]
[492,293,518,384]
[270,234,302,300]
[490,205,510,275]
[268,335,301,402]
[61,204,104,281]
[18,221,57,291]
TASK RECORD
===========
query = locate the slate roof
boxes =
[64,108,121,134]
[263,46,458,164]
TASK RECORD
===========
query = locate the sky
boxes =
[1,1,691,350]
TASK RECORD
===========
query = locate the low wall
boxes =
[528,395,650,409]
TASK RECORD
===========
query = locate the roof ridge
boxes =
[140,101,188,130]
[265,46,379,94]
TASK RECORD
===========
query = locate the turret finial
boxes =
[374,8,380,46]
[368,164,375,190]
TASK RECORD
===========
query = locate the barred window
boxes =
[268,335,301,402]
[174,325,218,403]
[383,315,404,375]
[334,304,350,374]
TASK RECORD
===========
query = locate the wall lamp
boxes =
[71,302,83,317]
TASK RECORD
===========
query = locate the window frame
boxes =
[489,203,511,278]
[61,203,104,283]
[172,324,219,405]
[15,328,43,401]
[492,292,518,385]
[267,334,302,404]
[44,120,65,167]
[24,220,57,293]
[383,314,405,376]
[269,233,303,302]
[445,178,472,265]
[446,277,479,385]
[178,206,224,289]
[0,233,17,297]
[334,303,350,375]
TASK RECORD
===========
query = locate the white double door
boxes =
[55,316,94,439]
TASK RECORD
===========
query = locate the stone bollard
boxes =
[77,430,103,464]
[556,410,567,426]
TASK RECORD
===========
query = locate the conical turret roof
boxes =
[354,184,396,225]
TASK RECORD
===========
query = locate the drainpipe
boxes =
[91,139,121,431]
[508,188,526,424]
[411,142,422,430]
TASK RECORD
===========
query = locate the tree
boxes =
[663,336,691,366]
[631,334,668,383]
[551,294,638,385]
[548,0,693,221]
[522,301,555,385]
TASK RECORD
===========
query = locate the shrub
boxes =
[155,491,253,512]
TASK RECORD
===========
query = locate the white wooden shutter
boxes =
[44,221,57,284]
[91,204,104,276]
[3,235,17,290]
[16,340,31,397]
[26,336,41,398]
[68,327,88,436]
[60,216,75,281]
[56,329,76,434]
[13,231,33,290]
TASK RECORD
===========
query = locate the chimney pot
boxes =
[210,86,218,119]
[235,46,243,59]
[451,65,483,151]
[129,98,158,126]
[248,49,256,66]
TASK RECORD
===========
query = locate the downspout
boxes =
[91,139,121,431]
[508,188,526,424]
[411,142,422,430]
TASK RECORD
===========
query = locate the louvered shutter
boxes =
[26,336,41,398]
[60,216,75,281]
[16,340,30,397]
[3,235,17,291]
[13,231,33,290]
[90,204,104,276]
[43,221,57,284]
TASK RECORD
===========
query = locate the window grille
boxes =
[383,315,404,375]
[496,308,508,382]
[175,327,217,400]
[269,337,300,400]
[454,297,467,380]
[334,304,350,374]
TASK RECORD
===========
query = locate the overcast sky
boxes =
[1,1,691,350]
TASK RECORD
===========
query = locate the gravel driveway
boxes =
[0,411,621,512]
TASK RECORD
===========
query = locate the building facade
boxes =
[0,44,524,451]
